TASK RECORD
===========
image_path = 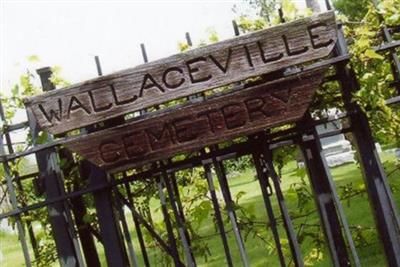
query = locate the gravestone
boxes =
[317,109,355,167]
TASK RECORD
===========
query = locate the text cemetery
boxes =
[65,69,326,170]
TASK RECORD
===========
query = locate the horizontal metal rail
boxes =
[386,95,400,105]
[0,124,351,220]
[374,40,400,53]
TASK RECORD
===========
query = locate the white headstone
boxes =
[316,109,355,167]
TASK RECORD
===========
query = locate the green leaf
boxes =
[27,55,40,62]
[11,84,19,96]
[82,214,92,224]
[364,49,384,60]
[37,131,48,144]
[178,42,190,52]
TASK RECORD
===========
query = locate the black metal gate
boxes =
[1,1,399,266]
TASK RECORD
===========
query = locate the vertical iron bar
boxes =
[87,164,130,267]
[232,22,287,266]
[256,134,304,267]
[263,148,304,267]
[202,162,234,267]
[170,173,187,226]
[32,67,84,267]
[295,119,360,266]
[297,115,351,267]
[334,22,400,266]
[184,32,203,101]
[324,0,332,10]
[0,156,32,267]
[211,150,250,267]
[114,186,140,267]
[2,116,39,260]
[235,8,304,255]
[232,20,240,36]
[169,171,196,264]
[67,150,101,267]
[69,187,101,267]
[125,182,151,267]
[251,132,311,267]
[120,188,184,265]
[156,176,182,266]
[185,32,193,47]
[139,43,150,115]
[278,7,285,23]
[0,102,32,266]
[94,55,103,76]
[164,171,196,267]
[51,62,101,267]
[250,135,287,267]
[85,57,130,267]
[371,0,400,94]
[140,43,148,63]
[0,159,32,267]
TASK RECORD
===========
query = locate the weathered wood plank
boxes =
[25,12,336,134]
[64,68,327,171]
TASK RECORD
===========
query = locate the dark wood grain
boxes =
[64,68,327,171]
[25,12,336,134]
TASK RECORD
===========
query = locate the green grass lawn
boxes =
[1,151,399,266]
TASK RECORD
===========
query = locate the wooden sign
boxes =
[24,11,336,134]
[64,68,327,171]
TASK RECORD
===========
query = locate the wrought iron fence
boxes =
[1,1,399,267]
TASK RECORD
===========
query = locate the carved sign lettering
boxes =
[64,68,327,171]
[25,12,336,134]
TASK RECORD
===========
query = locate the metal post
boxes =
[69,186,101,267]
[72,56,130,267]
[251,135,287,267]
[211,150,250,267]
[185,32,193,47]
[202,162,234,267]
[184,32,204,101]
[256,134,305,267]
[297,115,352,267]
[60,153,101,267]
[0,102,32,266]
[334,21,400,266]
[140,43,148,63]
[114,183,140,267]
[31,67,84,267]
[94,55,103,76]
[164,171,196,267]
[170,171,199,265]
[156,176,183,266]
[264,151,304,267]
[87,163,130,267]
[87,55,130,266]
[170,171,197,263]
[371,0,400,94]
[125,182,151,267]
[170,172,190,236]
[1,116,39,260]
[119,188,185,265]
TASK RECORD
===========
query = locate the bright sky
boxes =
[0,0,320,95]
[1,0,241,94]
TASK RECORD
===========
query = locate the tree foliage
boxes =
[1,1,399,266]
